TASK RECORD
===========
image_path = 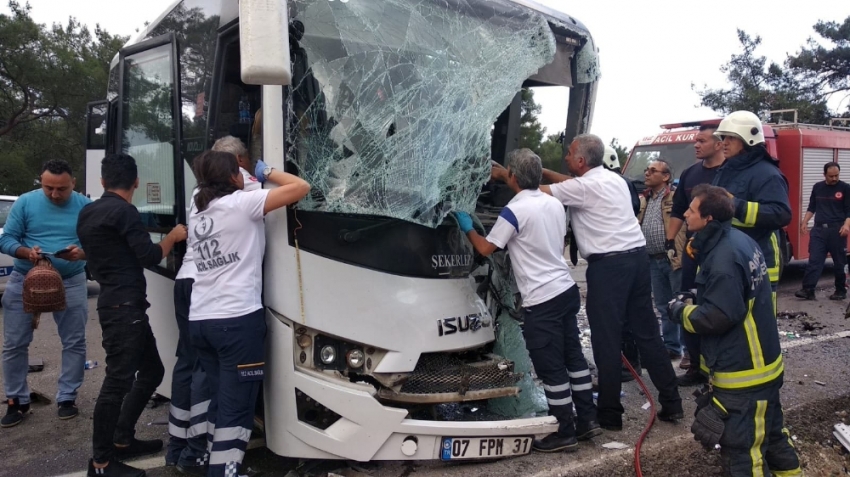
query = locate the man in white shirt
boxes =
[211,136,262,191]
[456,149,601,453]
[492,134,682,432]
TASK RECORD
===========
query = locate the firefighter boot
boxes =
[794,288,815,300]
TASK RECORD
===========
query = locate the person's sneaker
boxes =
[58,401,79,420]
[114,438,164,461]
[575,420,603,441]
[677,367,709,387]
[794,288,815,300]
[679,352,691,370]
[657,405,684,422]
[532,433,578,453]
[830,290,847,300]
[87,458,146,477]
[1,398,30,428]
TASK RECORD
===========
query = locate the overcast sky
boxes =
[11,0,850,148]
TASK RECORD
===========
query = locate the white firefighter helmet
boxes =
[714,111,765,146]
[603,145,620,170]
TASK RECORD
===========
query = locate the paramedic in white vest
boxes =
[497,134,683,432]
[455,148,601,453]
[187,151,309,477]
[211,136,261,191]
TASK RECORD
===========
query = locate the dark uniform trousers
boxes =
[586,250,681,423]
[522,285,596,436]
[680,250,701,359]
[190,309,266,477]
[712,380,802,477]
[802,224,847,292]
[166,278,211,468]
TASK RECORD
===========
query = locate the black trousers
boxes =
[522,286,596,436]
[714,380,801,476]
[586,252,681,423]
[802,225,847,292]
[680,246,701,360]
[93,306,165,464]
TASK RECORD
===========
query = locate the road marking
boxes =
[780,330,850,349]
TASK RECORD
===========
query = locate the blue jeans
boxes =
[649,257,683,354]
[2,270,88,404]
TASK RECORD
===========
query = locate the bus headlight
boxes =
[346,349,365,368]
[320,345,336,365]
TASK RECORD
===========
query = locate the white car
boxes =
[0,195,18,294]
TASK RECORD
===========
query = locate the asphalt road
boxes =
[1,262,848,477]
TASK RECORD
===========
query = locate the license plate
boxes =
[440,436,532,460]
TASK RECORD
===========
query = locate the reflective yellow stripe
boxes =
[750,400,767,476]
[732,218,751,228]
[682,305,698,333]
[745,201,759,226]
[700,354,709,375]
[771,469,803,477]
[711,355,784,390]
[711,397,728,414]
[743,299,765,369]
[768,232,780,283]
[772,291,777,316]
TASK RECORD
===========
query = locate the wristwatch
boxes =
[262,166,274,180]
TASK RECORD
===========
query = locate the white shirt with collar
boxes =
[485,188,575,307]
[549,166,645,257]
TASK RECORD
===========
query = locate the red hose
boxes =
[620,353,655,477]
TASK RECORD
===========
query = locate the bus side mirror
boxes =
[240,0,292,85]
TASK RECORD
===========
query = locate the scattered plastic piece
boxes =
[815,381,826,386]
[641,402,651,410]
[791,435,798,441]
[835,423,850,452]
[84,360,98,370]
[602,441,630,450]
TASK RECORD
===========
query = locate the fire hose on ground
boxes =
[620,352,655,477]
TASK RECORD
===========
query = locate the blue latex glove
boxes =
[254,159,268,183]
[453,212,474,234]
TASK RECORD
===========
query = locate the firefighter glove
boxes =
[691,398,728,449]
[667,292,694,325]
[665,239,677,261]
[453,212,474,234]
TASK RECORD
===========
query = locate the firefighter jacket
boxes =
[637,186,687,270]
[674,220,783,391]
[712,145,791,284]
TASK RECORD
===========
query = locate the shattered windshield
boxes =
[623,143,699,186]
[287,0,557,227]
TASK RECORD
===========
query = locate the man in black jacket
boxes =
[78,154,188,477]
[668,184,800,477]
[796,161,850,300]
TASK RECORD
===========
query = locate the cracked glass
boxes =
[287,0,557,227]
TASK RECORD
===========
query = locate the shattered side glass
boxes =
[288,0,556,227]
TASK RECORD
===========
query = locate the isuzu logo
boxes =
[437,313,490,336]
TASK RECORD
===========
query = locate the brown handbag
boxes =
[23,258,66,329]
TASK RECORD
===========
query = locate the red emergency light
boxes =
[660,118,722,129]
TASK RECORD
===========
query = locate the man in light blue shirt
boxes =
[0,160,91,427]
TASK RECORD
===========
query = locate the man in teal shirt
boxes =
[0,160,91,427]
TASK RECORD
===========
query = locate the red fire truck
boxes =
[621,114,850,266]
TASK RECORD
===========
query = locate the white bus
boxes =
[85,0,600,462]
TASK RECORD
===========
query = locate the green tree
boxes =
[788,16,850,117]
[539,132,564,172]
[519,88,545,152]
[694,30,830,124]
[609,138,629,168]
[0,1,126,194]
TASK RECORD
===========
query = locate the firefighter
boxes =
[711,111,791,299]
[461,149,601,452]
[668,184,801,477]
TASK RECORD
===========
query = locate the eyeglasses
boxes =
[644,167,669,175]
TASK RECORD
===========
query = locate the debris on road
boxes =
[602,441,630,450]
[815,381,826,386]
[833,423,850,452]
[778,310,809,320]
